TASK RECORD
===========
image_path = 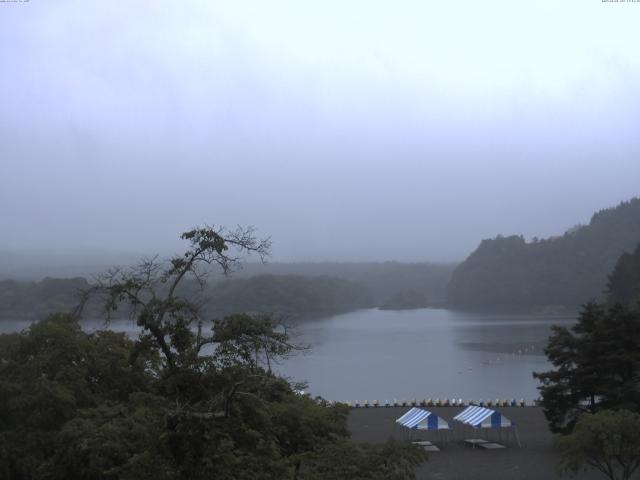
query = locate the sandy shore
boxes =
[348,406,602,480]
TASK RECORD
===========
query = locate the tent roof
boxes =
[395,407,450,430]
[453,405,512,428]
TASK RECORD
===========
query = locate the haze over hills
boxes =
[0,262,455,322]
[2,2,640,478]
[0,250,147,281]
[0,241,456,320]
[3,197,639,320]
[0,252,454,302]
[447,197,640,311]
[230,262,455,306]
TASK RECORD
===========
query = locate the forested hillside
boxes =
[607,242,640,308]
[232,262,455,306]
[0,262,455,321]
[447,198,640,310]
[206,274,372,319]
[0,262,455,319]
[0,277,91,320]
[0,275,372,321]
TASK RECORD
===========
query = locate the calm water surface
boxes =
[1,308,574,402]
[274,308,574,402]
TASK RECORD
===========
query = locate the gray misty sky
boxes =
[1,1,639,262]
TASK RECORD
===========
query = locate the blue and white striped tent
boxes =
[396,407,450,430]
[453,405,521,447]
[453,405,511,429]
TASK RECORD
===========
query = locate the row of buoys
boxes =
[480,345,538,366]
[342,398,528,408]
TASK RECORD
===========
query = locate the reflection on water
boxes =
[0,308,574,402]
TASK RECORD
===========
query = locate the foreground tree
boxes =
[533,302,640,433]
[1,226,428,479]
[556,410,640,480]
[76,225,272,370]
[0,313,164,480]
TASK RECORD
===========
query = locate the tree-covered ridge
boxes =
[0,274,372,322]
[0,264,454,321]
[207,274,372,319]
[0,261,456,319]
[230,262,455,307]
[0,277,91,320]
[447,197,640,310]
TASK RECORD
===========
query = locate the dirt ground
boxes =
[348,406,604,480]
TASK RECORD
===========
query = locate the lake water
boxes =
[274,308,574,403]
[1,308,574,403]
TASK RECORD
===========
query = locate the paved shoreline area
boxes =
[348,406,602,480]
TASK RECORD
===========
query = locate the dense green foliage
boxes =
[448,198,640,310]
[555,410,640,480]
[0,313,163,479]
[533,302,640,434]
[0,313,426,479]
[534,245,640,478]
[607,243,640,309]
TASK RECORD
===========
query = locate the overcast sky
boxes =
[1,0,639,262]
